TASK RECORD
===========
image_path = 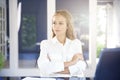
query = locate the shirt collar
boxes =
[52,36,71,45]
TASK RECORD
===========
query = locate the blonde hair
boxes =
[52,10,75,40]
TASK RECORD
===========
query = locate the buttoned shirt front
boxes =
[37,37,86,76]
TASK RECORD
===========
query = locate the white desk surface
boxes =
[22,77,56,80]
[22,73,85,80]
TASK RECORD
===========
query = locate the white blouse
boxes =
[37,37,86,76]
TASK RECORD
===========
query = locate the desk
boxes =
[22,77,86,80]
[22,73,86,80]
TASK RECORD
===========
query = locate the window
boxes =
[56,0,89,60]
[18,0,47,68]
[19,15,37,52]
[0,0,9,68]
[96,4,107,58]
[0,0,97,77]
[56,0,97,77]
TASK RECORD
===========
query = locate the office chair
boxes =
[94,48,120,80]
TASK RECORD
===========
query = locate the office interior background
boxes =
[0,0,120,80]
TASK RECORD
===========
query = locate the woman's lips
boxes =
[55,30,61,32]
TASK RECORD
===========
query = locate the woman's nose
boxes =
[54,24,60,29]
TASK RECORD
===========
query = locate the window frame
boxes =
[0,0,97,77]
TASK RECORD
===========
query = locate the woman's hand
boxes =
[64,53,83,68]
[56,53,84,74]
[56,67,70,74]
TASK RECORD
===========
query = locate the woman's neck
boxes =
[56,35,66,45]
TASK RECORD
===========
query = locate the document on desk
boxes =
[22,77,56,80]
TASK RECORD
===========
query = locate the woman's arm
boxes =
[37,40,65,75]
[64,53,83,67]
[38,54,65,75]
[56,67,70,74]
[56,53,84,74]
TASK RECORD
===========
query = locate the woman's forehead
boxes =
[53,15,66,21]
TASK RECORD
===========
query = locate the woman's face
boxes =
[52,15,67,37]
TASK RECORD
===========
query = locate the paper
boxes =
[22,77,56,80]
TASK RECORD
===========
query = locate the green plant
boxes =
[97,43,105,58]
[0,52,5,70]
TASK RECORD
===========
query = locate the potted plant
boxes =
[0,52,5,80]
[0,52,4,69]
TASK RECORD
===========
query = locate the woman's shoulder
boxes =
[40,39,49,45]
[41,39,48,43]
[72,39,82,44]
[40,39,52,46]
[69,38,83,47]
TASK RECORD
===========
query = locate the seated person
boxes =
[37,10,86,77]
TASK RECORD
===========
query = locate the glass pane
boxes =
[0,7,2,18]
[18,0,47,68]
[0,20,2,30]
[3,21,5,31]
[96,4,107,59]
[19,15,37,68]
[0,33,1,44]
[5,1,10,69]
[0,32,9,68]
[56,0,89,60]
[3,8,5,19]
[0,3,9,69]
[74,14,89,60]
[21,15,36,50]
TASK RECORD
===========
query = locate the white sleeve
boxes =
[68,39,86,75]
[37,40,64,76]
[68,60,86,75]
[72,39,83,54]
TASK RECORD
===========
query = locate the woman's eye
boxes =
[52,22,56,24]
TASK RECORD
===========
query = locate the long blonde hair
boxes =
[52,10,75,40]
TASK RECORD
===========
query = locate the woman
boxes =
[37,10,86,77]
